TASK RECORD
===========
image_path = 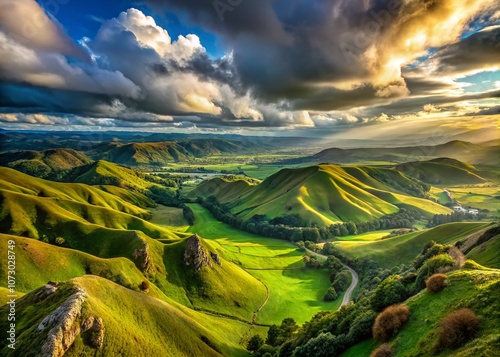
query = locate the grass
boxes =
[447,185,500,212]
[334,230,395,242]
[335,222,491,268]
[189,164,453,226]
[341,269,500,357]
[0,275,255,356]
[149,204,189,230]
[156,203,341,324]
[250,269,340,325]
[466,235,500,269]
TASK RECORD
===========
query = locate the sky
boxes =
[0,0,499,143]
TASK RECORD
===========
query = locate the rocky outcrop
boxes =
[132,233,154,273]
[211,253,222,267]
[184,234,213,271]
[35,284,105,356]
[82,316,105,349]
[38,287,87,357]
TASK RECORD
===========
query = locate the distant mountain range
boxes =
[286,140,500,165]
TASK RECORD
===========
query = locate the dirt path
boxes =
[304,248,358,309]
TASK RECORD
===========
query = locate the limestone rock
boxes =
[184,234,213,271]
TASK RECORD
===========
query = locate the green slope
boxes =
[0,148,92,178]
[0,275,257,357]
[0,166,153,215]
[397,158,487,185]
[190,164,451,225]
[335,222,492,267]
[342,269,500,357]
[89,139,243,166]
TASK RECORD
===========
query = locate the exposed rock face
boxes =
[211,253,222,267]
[132,233,154,273]
[184,234,213,271]
[35,284,105,356]
[33,282,58,303]
[38,287,87,357]
[82,316,105,349]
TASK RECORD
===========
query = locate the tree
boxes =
[324,287,338,301]
[266,324,279,346]
[247,335,264,352]
[371,275,408,312]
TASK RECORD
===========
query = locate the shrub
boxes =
[247,334,264,352]
[373,305,411,342]
[55,237,65,245]
[140,280,150,291]
[425,274,448,293]
[324,287,338,301]
[370,344,393,357]
[437,309,480,349]
[371,275,408,311]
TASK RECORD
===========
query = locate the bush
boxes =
[247,335,264,352]
[425,274,448,293]
[139,280,150,291]
[437,309,480,349]
[324,287,338,301]
[370,344,393,357]
[371,276,408,312]
[55,237,65,245]
[373,305,411,342]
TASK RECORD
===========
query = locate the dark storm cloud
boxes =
[429,25,500,75]
[359,88,500,117]
[147,0,498,108]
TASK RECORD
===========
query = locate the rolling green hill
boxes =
[341,268,500,357]
[0,168,270,326]
[64,160,170,196]
[0,275,259,357]
[88,139,244,166]
[0,167,153,215]
[0,148,92,178]
[397,158,487,185]
[190,164,452,225]
[335,222,493,267]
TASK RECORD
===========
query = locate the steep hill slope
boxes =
[190,164,451,225]
[342,269,500,357]
[397,158,487,185]
[335,222,493,268]
[0,148,92,178]
[0,275,252,356]
[0,167,153,214]
[88,139,244,165]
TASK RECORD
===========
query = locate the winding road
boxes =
[304,248,359,308]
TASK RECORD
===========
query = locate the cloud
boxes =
[0,0,89,61]
[147,0,498,109]
[1,1,499,132]
[416,25,500,77]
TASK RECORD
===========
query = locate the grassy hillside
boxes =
[88,139,244,166]
[0,148,92,178]
[64,160,169,195]
[182,204,342,324]
[0,275,258,357]
[0,167,153,214]
[190,164,452,225]
[341,269,500,357]
[397,158,487,185]
[305,140,498,165]
[335,222,492,267]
